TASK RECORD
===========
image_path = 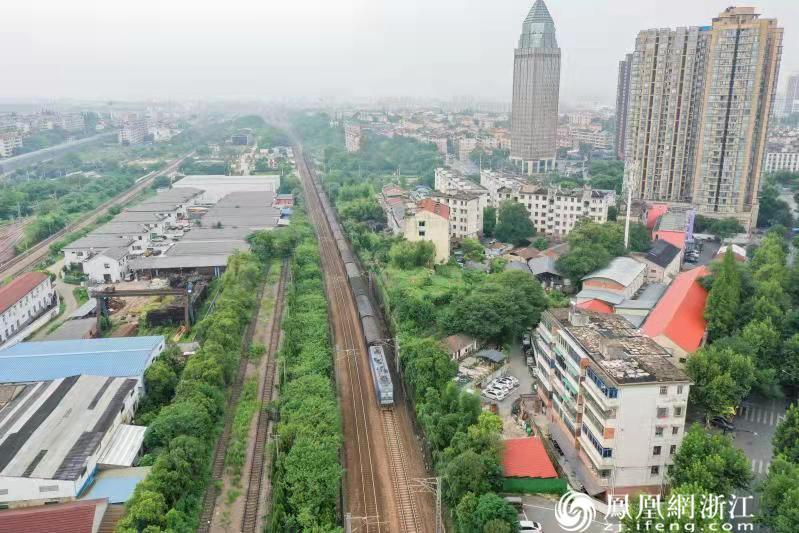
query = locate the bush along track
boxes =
[115,251,262,532]
[266,214,344,532]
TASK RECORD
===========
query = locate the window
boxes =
[670,445,677,455]
[672,426,680,436]
[657,407,668,418]
[660,386,668,395]
[674,406,683,417]
[651,466,660,476]
[677,385,684,394]
[653,446,662,456]
[655,426,664,437]
[104,263,110,269]
[39,485,59,493]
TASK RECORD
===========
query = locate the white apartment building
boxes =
[0,133,23,158]
[118,119,147,145]
[0,272,58,347]
[457,137,478,161]
[430,191,484,240]
[534,308,691,497]
[764,151,799,173]
[344,122,362,153]
[57,113,85,132]
[570,128,614,151]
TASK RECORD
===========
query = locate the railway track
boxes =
[0,154,189,279]
[295,146,384,532]
[382,410,423,533]
[241,259,289,533]
[197,268,271,533]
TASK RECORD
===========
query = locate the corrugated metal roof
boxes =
[80,466,150,504]
[69,299,97,319]
[582,257,645,287]
[502,437,558,479]
[0,336,163,383]
[575,289,626,305]
[99,424,146,467]
[130,255,230,270]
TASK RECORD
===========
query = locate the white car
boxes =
[519,520,543,533]
[496,376,519,387]
[490,381,514,393]
[485,386,509,398]
[482,389,505,402]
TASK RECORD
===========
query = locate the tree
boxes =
[758,178,794,229]
[398,334,457,403]
[461,238,485,262]
[494,201,534,246]
[686,345,755,420]
[442,450,501,506]
[389,240,436,269]
[758,456,799,533]
[773,403,799,463]
[248,230,277,262]
[606,205,618,221]
[151,175,171,190]
[142,359,178,410]
[531,236,548,250]
[447,270,547,341]
[555,243,611,285]
[143,401,212,451]
[704,248,742,340]
[669,424,752,495]
[483,206,497,237]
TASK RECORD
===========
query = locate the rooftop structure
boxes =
[644,240,681,269]
[582,257,646,296]
[0,272,51,316]
[173,175,280,203]
[0,375,142,506]
[502,437,558,479]
[0,336,165,384]
[0,498,108,531]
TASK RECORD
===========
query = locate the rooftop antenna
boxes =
[624,160,640,250]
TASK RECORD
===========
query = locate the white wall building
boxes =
[118,119,147,145]
[83,247,130,284]
[0,133,23,158]
[430,190,484,240]
[403,198,451,264]
[764,150,799,173]
[0,272,58,348]
[173,175,280,203]
[533,308,691,497]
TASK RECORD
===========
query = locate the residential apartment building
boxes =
[457,137,478,161]
[483,169,613,237]
[571,128,614,151]
[0,272,58,348]
[533,308,691,496]
[784,73,799,116]
[510,0,560,174]
[615,54,633,160]
[619,7,783,231]
[764,150,799,173]
[345,122,362,153]
[57,113,85,132]
[403,198,451,264]
[118,119,147,145]
[430,190,484,240]
[0,133,22,158]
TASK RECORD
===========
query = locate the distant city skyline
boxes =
[1,0,797,106]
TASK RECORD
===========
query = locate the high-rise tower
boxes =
[620,7,783,231]
[510,0,561,175]
[614,54,633,160]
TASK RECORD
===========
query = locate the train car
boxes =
[356,294,375,319]
[345,262,360,279]
[362,315,381,346]
[340,247,355,265]
[369,345,394,406]
[350,276,368,297]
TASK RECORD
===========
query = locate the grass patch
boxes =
[225,377,260,486]
[73,286,89,305]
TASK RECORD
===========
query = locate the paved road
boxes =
[521,494,617,533]
[728,396,789,531]
[30,259,80,340]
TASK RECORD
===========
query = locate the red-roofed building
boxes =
[0,271,58,348]
[646,203,669,229]
[0,498,107,532]
[576,299,613,314]
[404,199,451,264]
[503,437,558,478]
[641,266,710,363]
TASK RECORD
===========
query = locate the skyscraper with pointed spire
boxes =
[510,0,561,175]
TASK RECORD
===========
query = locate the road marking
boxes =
[769,411,776,426]
[747,407,756,422]
[757,409,765,424]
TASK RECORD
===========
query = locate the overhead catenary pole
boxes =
[623,161,639,250]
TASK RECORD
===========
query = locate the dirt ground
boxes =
[210,266,281,533]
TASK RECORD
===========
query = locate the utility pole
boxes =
[623,161,639,250]
[412,477,443,533]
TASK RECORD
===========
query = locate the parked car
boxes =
[498,376,519,386]
[482,389,506,402]
[711,416,735,432]
[519,520,543,532]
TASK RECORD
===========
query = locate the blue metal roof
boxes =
[80,466,150,504]
[0,336,164,383]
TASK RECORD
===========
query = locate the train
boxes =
[311,162,395,407]
[368,345,394,406]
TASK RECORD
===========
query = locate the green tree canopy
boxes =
[483,206,497,237]
[669,424,752,495]
[758,456,799,533]
[704,248,742,340]
[389,240,437,269]
[686,345,755,420]
[773,403,799,463]
[494,201,534,246]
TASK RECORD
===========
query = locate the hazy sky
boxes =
[3,0,797,106]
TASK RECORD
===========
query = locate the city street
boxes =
[520,494,618,533]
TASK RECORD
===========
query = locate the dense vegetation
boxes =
[267,212,343,532]
[554,218,651,285]
[116,251,263,532]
